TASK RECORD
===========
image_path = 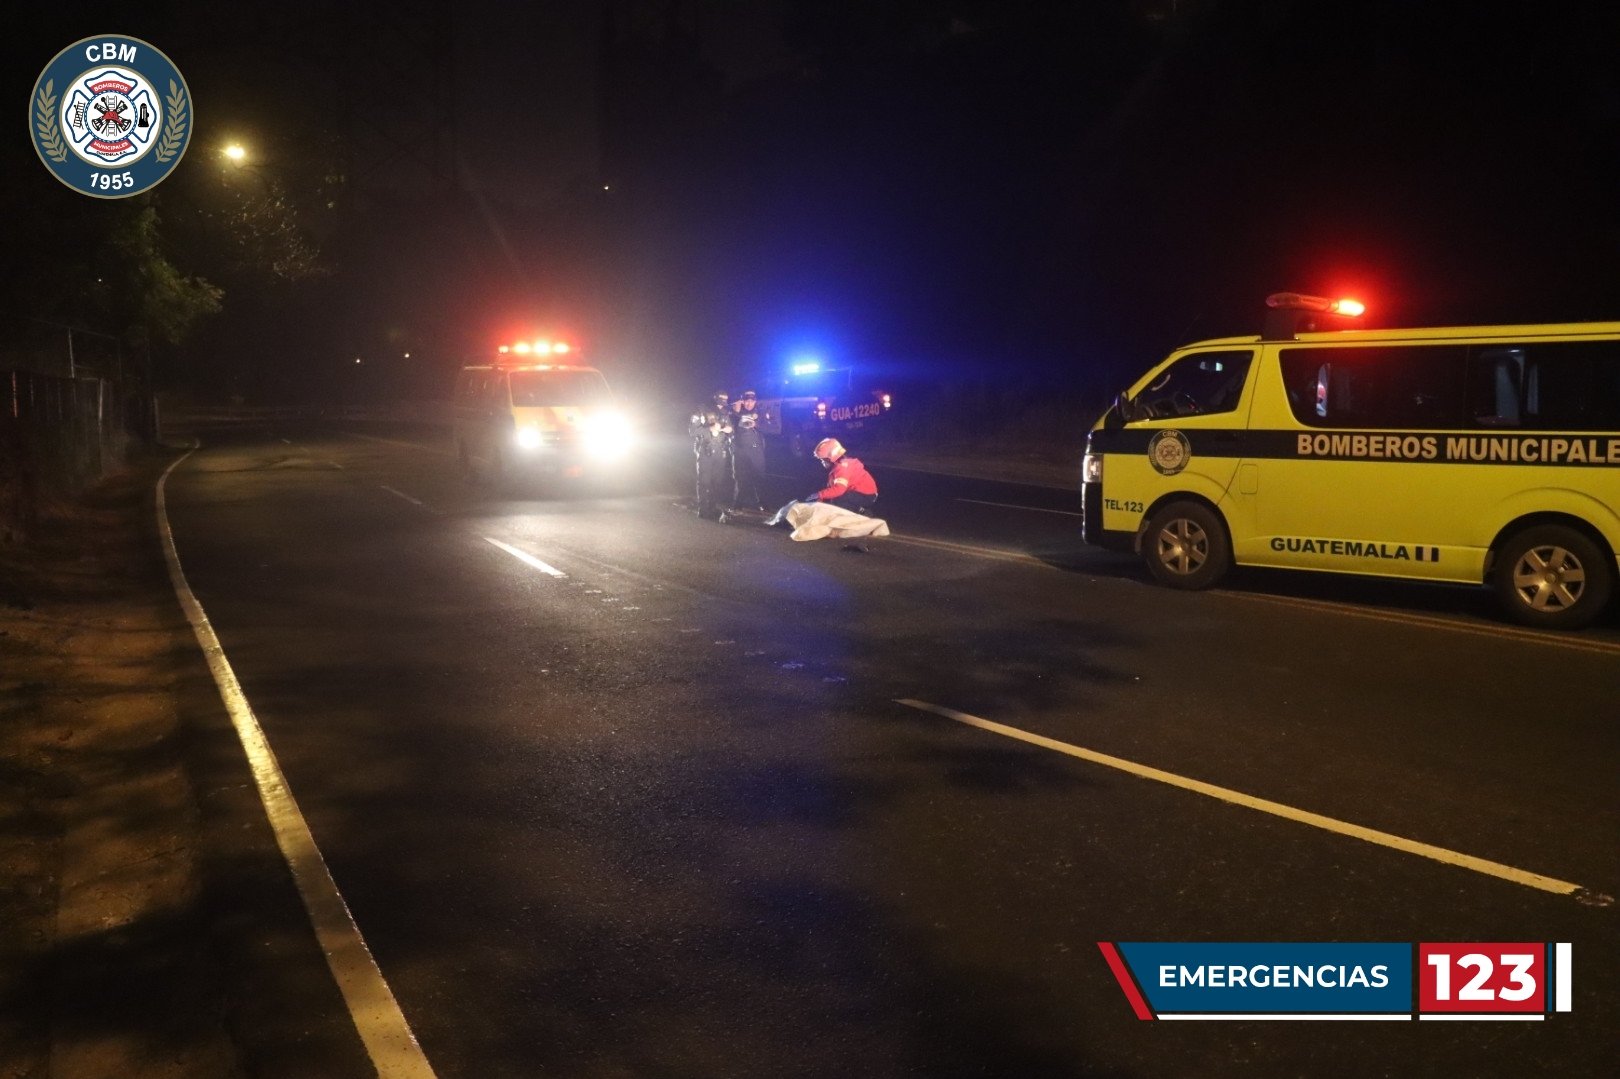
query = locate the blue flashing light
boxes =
[791,361,821,376]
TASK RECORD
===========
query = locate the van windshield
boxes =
[508,369,613,407]
[1134,349,1254,418]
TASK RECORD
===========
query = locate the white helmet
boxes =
[812,438,845,464]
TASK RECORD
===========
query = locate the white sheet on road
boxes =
[785,502,891,542]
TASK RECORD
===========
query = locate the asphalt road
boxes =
[161,420,1619,1078]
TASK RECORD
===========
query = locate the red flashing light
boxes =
[498,337,577,360]
[1266,292,1367,318]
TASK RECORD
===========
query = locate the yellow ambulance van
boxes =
[1081,294,1620,629]
[452,341,633,486]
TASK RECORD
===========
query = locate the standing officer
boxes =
[690,391,733,519]
[732,406,768,511]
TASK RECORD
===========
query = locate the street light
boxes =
[223,142,247,163]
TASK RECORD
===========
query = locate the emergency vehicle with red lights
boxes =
[1081,293,1620,628]
[452,339,634,485]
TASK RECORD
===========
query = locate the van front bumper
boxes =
[1082,482,1135,552]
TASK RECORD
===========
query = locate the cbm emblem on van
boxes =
[31,36,191,198]
[1148,430,1192,476]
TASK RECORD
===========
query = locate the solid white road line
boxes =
[954,497,1083,517]
[157,447,437,1078]
[895,699,1592,899]
[484,537,567,578]
[380,485,426,508]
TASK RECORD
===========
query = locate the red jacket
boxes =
[815,456,878,501]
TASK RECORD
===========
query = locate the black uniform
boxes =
[690,405,733,519]
[731,411,767,510]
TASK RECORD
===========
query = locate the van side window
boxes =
[1279,346,1468,428]
[1135,349,1254,418]
[1469,348,1524,426]
[1472,340,1620,431]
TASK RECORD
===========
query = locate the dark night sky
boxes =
[6,1,1620,408]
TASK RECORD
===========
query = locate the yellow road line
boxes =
[1219,590,1620,657]
[954,497,1084,518]
[887,534,1620,656]
[885,533,1052,568]
[896,698,1597,900]
[349,431,455,457]
[157,445,437,1078]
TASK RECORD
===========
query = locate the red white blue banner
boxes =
[1099,941,1574,1020]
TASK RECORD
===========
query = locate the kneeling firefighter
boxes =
[807,438,877,511]
[766,438,877,525]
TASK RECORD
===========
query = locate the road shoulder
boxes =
[0,452,371,1078]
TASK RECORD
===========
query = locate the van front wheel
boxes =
[1143,501,1230,590]
[1493,525,1613,630]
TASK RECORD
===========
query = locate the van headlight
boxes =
[515,425,543,450]
[581,410,634,460]
[1082,453,1103,484]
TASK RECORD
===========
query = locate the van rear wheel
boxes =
[1493,525,1613,630]
[1143,501,1230,590]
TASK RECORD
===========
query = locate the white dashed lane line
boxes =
[897,698,1608,904]
[380,485,427,508]
[483,537,568,578]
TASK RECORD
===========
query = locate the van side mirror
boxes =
[1106,390,1134,428]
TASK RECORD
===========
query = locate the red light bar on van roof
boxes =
[497,340,572,356]
[1266,292,1366,317]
